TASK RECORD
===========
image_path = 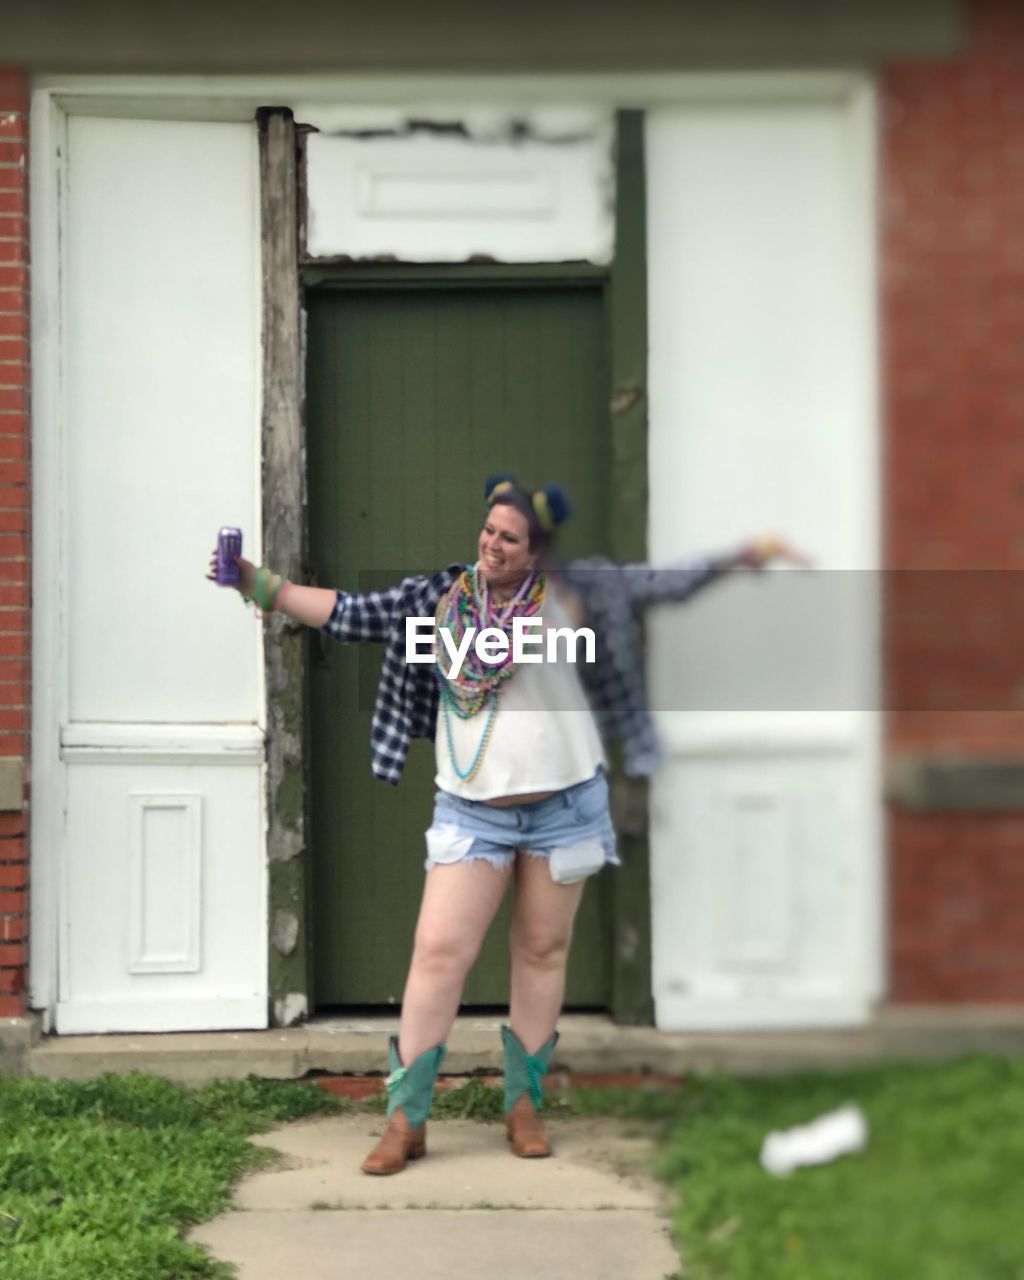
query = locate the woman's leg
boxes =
[398,858,513,1065]
[507,852,586,1055]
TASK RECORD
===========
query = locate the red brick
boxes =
[0,172,25,195]
[0,665,27,693]
[313,1077,385,1100]
[0,463,26,486]
[0,993,23,1014]
[0,285,25,309]
[0,481,27,507]
[0,512,28,535]
[0,314,26,338]
[0,437,27,462]
[0,533,27,557]
[0,682,26,707]
[0,115,26,144]
[0,965,25,993]
[0,890,25,913]
[0,586,26,609]
[0,389,26,413]
[0,709,26,732]
[0,191,25,217]
[0,336,27,364]
[0,832,26,857]
[1,916,26,945]
[0,266,26,291]
[0,868,25,892]
[0,242,26,267]
[0,216,25,242]
[0,633,27,657]
[0,941,26,966]
[888,810,1024,1002]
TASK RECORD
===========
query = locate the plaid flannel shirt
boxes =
[321,556,720,784]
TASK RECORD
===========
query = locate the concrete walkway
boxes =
[189,1108,681,1280]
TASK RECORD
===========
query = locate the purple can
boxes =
[216,527,243,586]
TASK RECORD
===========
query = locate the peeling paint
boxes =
[610,385,643,415]
[274,992,308,1027]
[293,102,611,144]
[274,758,304,833]
[279,629,304,735]
[272,909,299,956]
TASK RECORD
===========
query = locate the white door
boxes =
[645,82,882,1029]
[32,113,268,1032]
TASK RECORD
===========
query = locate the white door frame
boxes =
[30,69,880,1028]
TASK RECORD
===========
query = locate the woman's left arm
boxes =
[622,535,812,611]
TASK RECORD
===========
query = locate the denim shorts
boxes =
[424,768,619,877]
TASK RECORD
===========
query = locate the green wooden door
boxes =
[306,279,611,1009]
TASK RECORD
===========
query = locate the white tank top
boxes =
[434,589,606,801]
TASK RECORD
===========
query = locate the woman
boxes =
[211,475,802,1175]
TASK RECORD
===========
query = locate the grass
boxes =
[635,1054,1024,1280]
[362,1075,517,1119]
[3,1056,1022,1279]
[405,1058,1024,1278]
[0,1073,345,1280]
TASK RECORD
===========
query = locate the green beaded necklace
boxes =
[436,563,546,782]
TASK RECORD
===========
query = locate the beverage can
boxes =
[216,527,243,586]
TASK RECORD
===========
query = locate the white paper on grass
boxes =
[759,1103,869,1177]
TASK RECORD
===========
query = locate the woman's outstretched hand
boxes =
[739,535,813,570]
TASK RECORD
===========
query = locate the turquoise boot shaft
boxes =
[501,1024,558,1113]
[385,1037,446,1131]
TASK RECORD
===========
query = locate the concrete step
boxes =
[23,1006,1024,1084]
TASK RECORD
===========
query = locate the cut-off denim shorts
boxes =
[424,768,619,880]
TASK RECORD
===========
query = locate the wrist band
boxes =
[241,567,287,613]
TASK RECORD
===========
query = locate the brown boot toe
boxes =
[362,1109,427,1175]
[505,1094,552,1158]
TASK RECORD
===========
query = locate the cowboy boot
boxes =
[362,1037,446,1176]
[502,1024,558,1158]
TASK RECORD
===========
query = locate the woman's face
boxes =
[478,502,535,591]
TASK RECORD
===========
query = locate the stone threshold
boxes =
[9,1004,1024,1083]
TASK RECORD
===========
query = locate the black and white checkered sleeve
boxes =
[321,585,402,643]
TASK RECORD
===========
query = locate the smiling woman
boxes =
[208,472,801,1178]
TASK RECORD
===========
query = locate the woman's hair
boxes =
[483,473,572,554]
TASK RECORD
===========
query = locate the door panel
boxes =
[307,282,612,1007]
[645,100,879,1028]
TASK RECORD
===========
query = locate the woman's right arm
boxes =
[209,553,399,640]
[272,580,336,628]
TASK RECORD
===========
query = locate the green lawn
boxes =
[575,1054,1024,1280]
[0,1073,344,1280]
[2,1056,1022,1279]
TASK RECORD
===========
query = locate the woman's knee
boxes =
[411,923,478,980]
[510,927,572,971]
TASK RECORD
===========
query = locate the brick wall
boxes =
[0,68,28,1019]
[883,0,1024,1001]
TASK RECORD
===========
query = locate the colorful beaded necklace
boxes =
[435,562,546,781]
